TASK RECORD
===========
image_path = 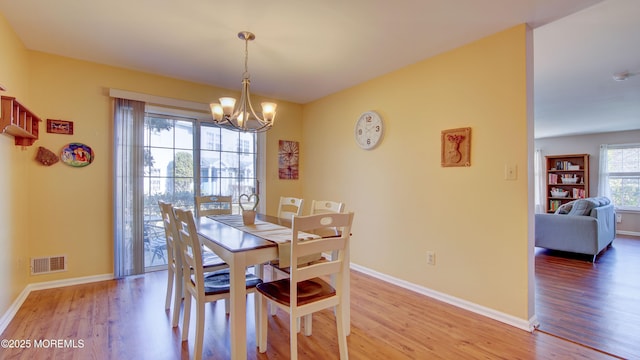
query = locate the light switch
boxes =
[505,164,517,180]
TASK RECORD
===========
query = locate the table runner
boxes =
[208,214,321,268]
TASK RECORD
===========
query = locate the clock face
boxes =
[354,111,383,150]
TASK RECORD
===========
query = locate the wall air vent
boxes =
[31,255,67,275]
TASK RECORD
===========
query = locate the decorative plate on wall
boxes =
[60,143,95,167]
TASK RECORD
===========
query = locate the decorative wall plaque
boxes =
[441,127,471,167]
[47,119,74,135]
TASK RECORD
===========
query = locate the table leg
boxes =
[343,244,351,336]
[255,263,267,352]
[229,258,247,360]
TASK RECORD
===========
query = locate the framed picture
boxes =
[278,140,299,180]
[441,127,471,167]
[47,119,74,135]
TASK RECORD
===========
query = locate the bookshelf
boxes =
[545,154,590,213]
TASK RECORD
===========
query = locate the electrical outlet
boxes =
[505,164,517,180]
[426,251,436,266]
[616,213,622,223]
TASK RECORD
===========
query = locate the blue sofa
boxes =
[535,197,616,262]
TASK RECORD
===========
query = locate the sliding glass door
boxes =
[143,114,195,270]
[140,115,258,271]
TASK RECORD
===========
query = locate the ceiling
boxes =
[1,0,638,138]
[534,0,640,138]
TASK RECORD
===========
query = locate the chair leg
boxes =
[181,294,192,341]
[335,303,348,360]
[165,265,174,310]
[254,293,265,353]
[290,311,298,360]
[194,300,205,360]
[270,268,278,316]
[302,314,312,336]
[172,269,183,327]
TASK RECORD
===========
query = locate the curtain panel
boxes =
[598,144,611,199]
[114,98,146,278]
[534,149,546,213]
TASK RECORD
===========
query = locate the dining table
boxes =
[196,213,351,360]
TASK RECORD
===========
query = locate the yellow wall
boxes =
[302,24,532,319]
[0,13,31,319]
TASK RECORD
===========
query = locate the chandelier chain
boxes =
[243,36,249,78]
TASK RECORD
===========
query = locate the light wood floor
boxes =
[2,264,620,360]
[535,235,640,360]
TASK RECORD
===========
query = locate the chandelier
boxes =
[209,31,277,132]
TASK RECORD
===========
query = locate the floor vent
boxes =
[31,255,67,275]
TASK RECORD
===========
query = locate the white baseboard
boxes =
[617,230,640,237]
[350,263,537,332]
[0,273,113,335]
[0,286,31,336]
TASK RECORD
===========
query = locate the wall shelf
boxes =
[1,96,42,146]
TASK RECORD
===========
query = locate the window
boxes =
[601,144,640,210]
[199,123,257,210]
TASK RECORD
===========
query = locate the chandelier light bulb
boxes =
[210,103,224,121]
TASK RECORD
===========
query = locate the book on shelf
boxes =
[548,173,558,184]
[552,160,580,171]
[572,188,586,198]
[549,200,562,212]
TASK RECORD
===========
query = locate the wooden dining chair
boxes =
[270,196,306,318]
[270,200,346,321]
[277,196,304,221]
[194,195,232,271]
[195,195,233,217]
[173,207,263,360]
[158,201,228,328]
[257,212,354,360]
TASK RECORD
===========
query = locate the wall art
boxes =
[47,119,74,135]
[441,127,471,167]
[35,146,59,166]
[278,140,299,179]
[61,142,94,167]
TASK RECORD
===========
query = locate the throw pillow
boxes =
[567,199,597,216]
[555,201,575,214]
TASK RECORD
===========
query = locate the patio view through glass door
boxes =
[142,115,194,269]
[142,114,257,271]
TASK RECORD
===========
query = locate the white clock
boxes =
[354,111,384,150]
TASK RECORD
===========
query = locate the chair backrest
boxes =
[173,208,205,292]
[289,212,354,295]
[196,195,233,217]
[310,200,345,215]
[278,197,304,221]
[158,201,179,267]
[310,200,345,237]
